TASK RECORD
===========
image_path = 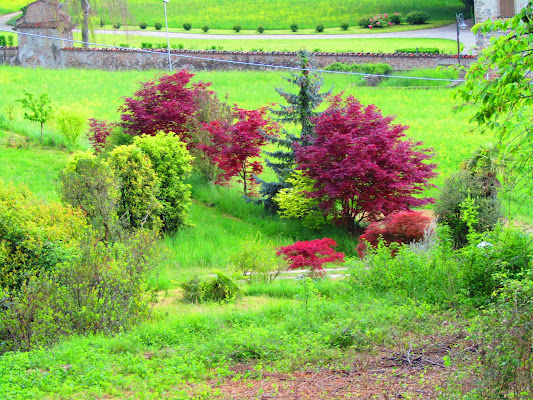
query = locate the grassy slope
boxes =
[0,0,466,29]
[80,33,460,54]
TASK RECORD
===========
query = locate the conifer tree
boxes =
[254,50,330,211]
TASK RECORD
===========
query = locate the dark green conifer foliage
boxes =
[254,50,330,211]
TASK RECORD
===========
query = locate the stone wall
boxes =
[0,47,19,66]
[61,48,477,72]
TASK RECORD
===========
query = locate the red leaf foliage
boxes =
[87,118,115,154]
[201,107,277,197]
[120,70,210,140]
[357,210,432,257]
[295,95,437,233]
[276,238,345,273]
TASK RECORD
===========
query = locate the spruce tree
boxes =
[254,50,330,211]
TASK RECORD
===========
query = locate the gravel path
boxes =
[0,11,477,54]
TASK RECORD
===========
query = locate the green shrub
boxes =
[59,152,121,242]
[183,22,192,30]
[139,22,148,29]
[325,62,393,75]
[108,144,162,231]
[0,179,86,292]
[154,22,163,30]
[180,271,242,303]
[119,43,130,48]
[202,25,209,32]
[141,42,153,49]
[340,22,349,30]
[395,47,439,54]
[7,35,14,47]
[389,13,402,25]
[133,133,193,233]
[406,11,430,25]
[257,25,265,33]
[0,36,6,47]
[290,23,299,32]
[228,234,287,283]
[55,106,88,147]
[434,171,502,248]
[233,24,242,32]
[99,19,105,27]
[0,229,160,352]
[358,17,371,28]
[315,24,324,32]
[112,22,122,29]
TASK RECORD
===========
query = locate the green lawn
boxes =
[1,0,467,30]
[80,32,460,54]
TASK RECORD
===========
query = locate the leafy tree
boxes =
[17,90,53,142]
[202,107,275,197]
[255,50,330,211]
[133,133,194,233]
[296,95,437,234]
[457,3,533,193]
[120,70,210,141]
[55,106,88,147]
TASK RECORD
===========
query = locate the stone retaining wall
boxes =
[61,48,477,71]
[0,47,19,66]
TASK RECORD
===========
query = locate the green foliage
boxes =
[315,24,324,32]
[54,106,88,147]
[325,62,392,75]
[257,25,265,33]
[108,144,162,231]
[154,22,163,30]
[183,22,192,30]
[0,179,86,292]
[406,11,430,24]
[350,228,459,306]
[0,229,160,352]
[141,42,153,49]
[133,132,193,233]
[274,170,327,230]
[202,25,209,32]
[233,24,241,32]
[139,22,148,29]
[0,36,5,47]
[227,234,287,282]
[434,171,502,248]
[378,68,459,88]
[340,22,349,30]
[16,90,53,142]
[180,271,242,303]
[290,23,299,32]
[59,152,121,242]
[469,270,533,398]
[112,22,122,29]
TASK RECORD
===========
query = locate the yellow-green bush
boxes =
[0,179,86,291]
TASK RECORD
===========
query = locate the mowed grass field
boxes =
[1,0,467,30]
[78,32,461,54]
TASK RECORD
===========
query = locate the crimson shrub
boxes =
[276,238,345,274]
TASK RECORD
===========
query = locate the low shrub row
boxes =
[325,62,393,75]
[359,11,429,28]
[0,35,14,47]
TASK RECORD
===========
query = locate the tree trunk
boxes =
[81,0,91,48]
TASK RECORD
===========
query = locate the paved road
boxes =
[1,11,477,54]
[0,12,19,33]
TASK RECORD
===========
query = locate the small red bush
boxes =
[357,211,432,257]
[277,238,345,274]
[87,118,115,154]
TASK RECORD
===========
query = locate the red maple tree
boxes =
[120,70,210,141]
[87,118,115,154]
[202,107,276,197]
[276,238,345,274]
[295,95,437,234]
